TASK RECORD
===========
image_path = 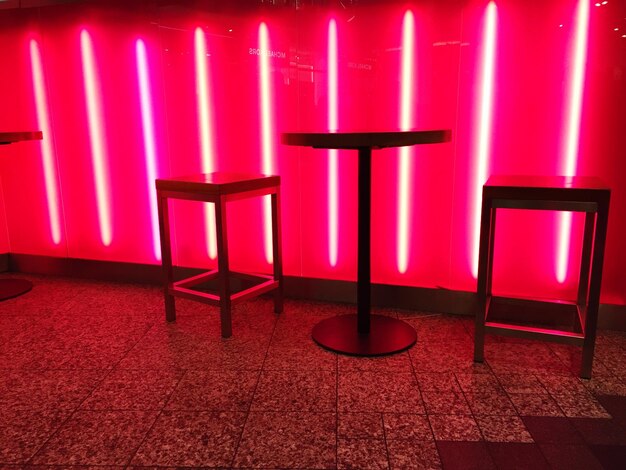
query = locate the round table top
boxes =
[281,129,451,150]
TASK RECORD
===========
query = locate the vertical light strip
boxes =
[80,29,112,246]
[397,10,415,274]
[29,39,62,245]
[470,2,497,278]
[136,39,161,260]
[259,22,275,264]
[556,0,590,283]
[194,27,217,260]
[328,18,338,267]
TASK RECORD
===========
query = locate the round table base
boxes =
[312,314,417,356]
[0,279,33,301]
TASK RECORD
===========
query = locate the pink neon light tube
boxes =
[556,0,589,283]
[194,27,217,260]
[136,39,161,260]
[397,10,415,274]
[30,39,62,245]
[328,18,338,267]
[80,29,113,247]
[471,2,497,278]
[259,22,275,265]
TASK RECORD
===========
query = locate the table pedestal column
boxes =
[311,146,417,356]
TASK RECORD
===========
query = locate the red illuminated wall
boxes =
[0,0,624,305]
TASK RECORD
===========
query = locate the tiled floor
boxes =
[2,274,626,469]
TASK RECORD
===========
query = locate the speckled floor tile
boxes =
[508,393,564,417]
[165,369,258,411]
[550,392,611,418]
[522,416,585,444]
[455,372,502,393]
[539,443,605,470]
[583,376,626,396]
[251,369,336,412]
[21,466,124,470]
[422,391,471,415]
[536,374,588,395]
[417,326,471,343]
[233,412,335,468]
[488,358,569,376]
[475,415,533,443]
[338,371,424,413]
[282,298,350,317]
[386,440,441,470]
[337,438,388,470]
[61,286,164,318]
[487,443,550,469]
[31,410,157,465]
[0,334,134,370]
[495,373,547,394]
[116,339,214,370]
[131,410,245,467]
[204,337,271,370]
[428,415,482,442]
[436,441,496,470]
[338,412,384,439]
[484,343,560,367]
[264,342,337,371]
[464,390,518,416]
[410,342,476,373]
[595,395,626,425]
[383,413,433,441]
[0,409,70,464]
[0,370,106,411]
[0,314,44,345]
[338,352,412,372]
[81,369,182,410]
[589,444,626,470]
[416,373,461,392]
[271,313,341,348]
[569,417,626,445]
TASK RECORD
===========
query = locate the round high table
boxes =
[0,131,43,301]
[281,130,452,356]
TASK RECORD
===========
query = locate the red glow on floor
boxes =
[258,22,275,265]
[397,10,415,274]
[557,0,590,283]
[136,39,161,261]
[29,39,62,245]
[328,18,338,267]
[470,2,497,279]
[194,27,218,260]
[80,29,112,247]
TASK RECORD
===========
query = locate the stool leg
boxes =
[215,198,232,338]
[157,191,176,322]
[577,212,595,310]
[474,195,493,363]
[581,202,609,379]
[271,190,283,314]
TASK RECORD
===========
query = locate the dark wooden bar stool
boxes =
[473,175,610,379]
[156,172,283,338]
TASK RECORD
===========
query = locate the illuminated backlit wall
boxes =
[0,0,624,305]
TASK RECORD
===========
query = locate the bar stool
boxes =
[473,175,610,379]
[156,172,283,338]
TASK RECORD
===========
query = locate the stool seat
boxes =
[474,175,610,379]
[156,172,283,338]
[156,172,280,197]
